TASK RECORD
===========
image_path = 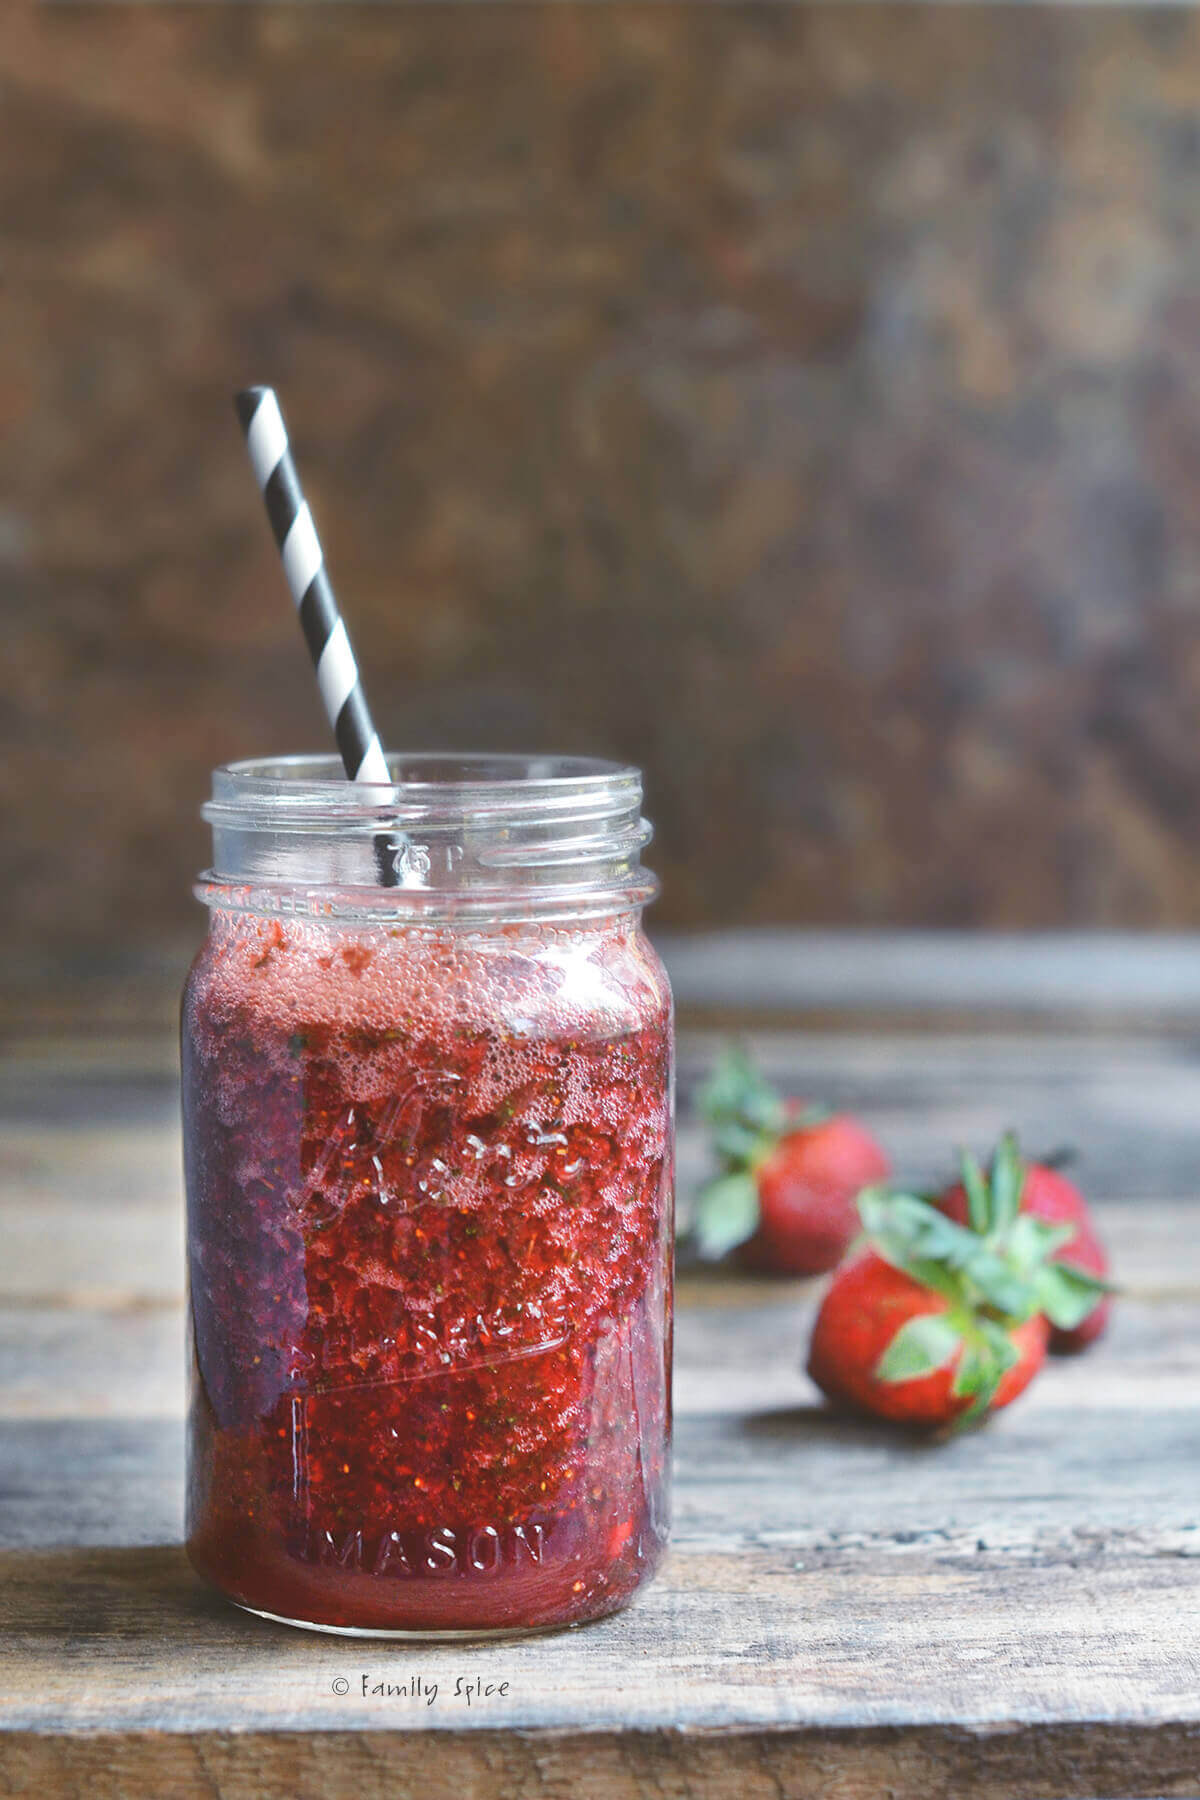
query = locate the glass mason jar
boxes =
[182,754,673,1636]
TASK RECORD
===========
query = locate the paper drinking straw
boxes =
[234,386,398,886]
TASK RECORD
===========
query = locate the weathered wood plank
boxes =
[3,1724,1198,1800]
[0,1298,1193,1523]
[0,1420,183,1549]
[658,931,1200,1023]
[12,934,1200,1051]
[678,1031,1200,1202]
[0,1307,183,1420]
[3,1083,1199,1309]
[2,1183,1196,1326]
[0,1204,1196,1420]
[0,1289,1196,1549]
[1,1538,1199,1737]
[7,1029,1200,1310]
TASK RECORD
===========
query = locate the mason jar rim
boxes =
[214,750,637,787]
[198,751,657,919]
[204,752,641,824]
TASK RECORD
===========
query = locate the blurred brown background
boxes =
[7,4,1200,1028]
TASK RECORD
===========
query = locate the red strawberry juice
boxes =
[183,904,673,1635]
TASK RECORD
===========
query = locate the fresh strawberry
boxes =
[806,1140,1109,1431]
[938,1144,1112,1353]
[693,1047,889,1275]
[808,1250,1049,1428]
[745,1116,892,1274]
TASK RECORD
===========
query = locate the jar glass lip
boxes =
[200,752,655,912]
[207,753,641,821]
[215,751,637,789]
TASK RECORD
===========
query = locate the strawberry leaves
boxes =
[697,1045,787,1166]
[949,1321,1022,1425]
[874,1312,963,1382]
[1033,1258,1114,1332]
[861,1136,1111,1429]
[693,1171,760,1259]
[693,1047,786,1256]
[988,1135,1023,1231]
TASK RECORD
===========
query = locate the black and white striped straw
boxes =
[234,386,398,885]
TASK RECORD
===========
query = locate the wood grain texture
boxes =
[3,1725,1199,1800]
[2,1524,1200,1736]
[2,1032,1199,1796]
[659,931,1200,1024]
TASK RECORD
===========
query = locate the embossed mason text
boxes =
[302,1519,549,1577]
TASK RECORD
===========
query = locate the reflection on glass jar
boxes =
[182,755,673,1636]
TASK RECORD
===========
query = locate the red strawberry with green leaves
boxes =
[808,1250,1050,1428]
[806,1142,1110,1430]
[937,1142,1112,1353]
[693,1046,890,1275]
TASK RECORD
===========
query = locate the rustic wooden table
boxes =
[2,1009,1199,1798]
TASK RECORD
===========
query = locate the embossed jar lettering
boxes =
[303,1521,549,1578]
